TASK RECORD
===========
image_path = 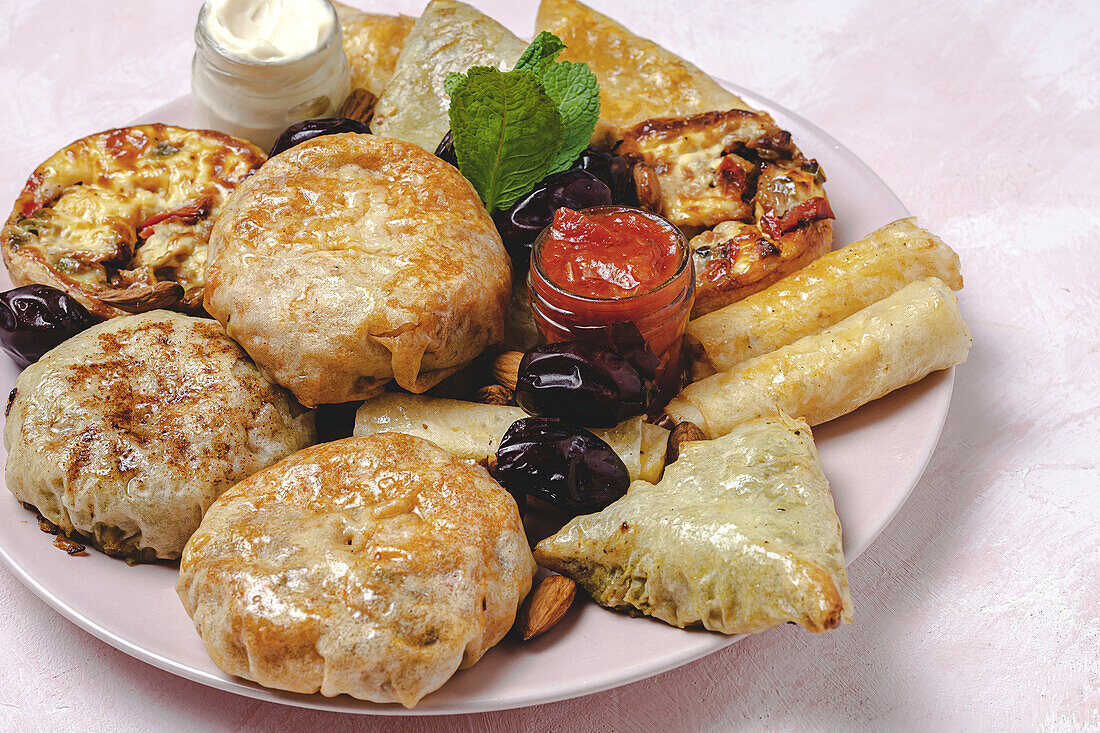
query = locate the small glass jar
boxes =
[528,206,696,406]
[190,1,350,152]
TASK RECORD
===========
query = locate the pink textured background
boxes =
[0,0,1097,729]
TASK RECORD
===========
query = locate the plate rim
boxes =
[0,81,953,715]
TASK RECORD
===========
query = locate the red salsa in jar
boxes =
[529,206,695,406]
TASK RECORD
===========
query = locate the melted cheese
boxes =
[2,124,264,316]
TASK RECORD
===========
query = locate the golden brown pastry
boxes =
[204,133,512,406]
[665,278,972,437]
[687,218,964,375]
[536,0,754,146]
[618,110,835,316]
[333,2,415,98]
[371,0,526,151]
[3,310,314,561]
[177,433,536,707]
[1,125,264,318]
[536,413,852,634]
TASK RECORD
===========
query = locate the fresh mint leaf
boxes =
[449,67,564,212]
[513,31,566,75]
[539,60,602,174]
[444,71,465,97]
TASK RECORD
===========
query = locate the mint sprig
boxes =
[450,68,563,213]
[539,60,601,175]
[446,32,601,212]
[513,30,567,76]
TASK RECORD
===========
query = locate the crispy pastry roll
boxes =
[535,412,852,634]
[687,218,964,376]
[353,393,668,484]
[666,278,972,437]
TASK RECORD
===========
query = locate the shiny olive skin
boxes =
[435,131,458,167]
[269,117,372,157]
[493,169,612,261]
[0,285,98,369]
[494,417,630,514]
[571,148,634,205]
[515,340,652,427]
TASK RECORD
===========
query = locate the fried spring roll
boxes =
[666,278,972,437]
[353,393,668,483]
[686,218,963,376]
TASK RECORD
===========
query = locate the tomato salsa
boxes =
[537,208,683,299]
[528,206,695,406]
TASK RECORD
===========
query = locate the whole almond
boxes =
[665,420,707,464]
[97,280,184,313]
[492,351,523,390]
[517,574,577,641]
[633,162,662,213]
[476,384,515,406]
[339,88,377,125]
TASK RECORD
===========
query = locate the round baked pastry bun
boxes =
[1,125,265,319]
[3,310,315,561]
[177,433,536,708]
[204,133,512,406]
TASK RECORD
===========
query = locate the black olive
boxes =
[0,285,98,369]
[515,340,652,427]
[570,148,634,205]
[495,417,630,515]
[493,169,612,262]
[435,131,458,167]
[269,117,372,157]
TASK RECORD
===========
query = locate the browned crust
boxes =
[691,220,833,318]
[1,124,265,319]
[620,109,795,158]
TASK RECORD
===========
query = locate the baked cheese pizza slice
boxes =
[1,124,264,318]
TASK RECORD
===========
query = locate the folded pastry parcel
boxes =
[204,133,512,406]
[535,413,852,634]
[178,434,535,707]
[371,0,526,151]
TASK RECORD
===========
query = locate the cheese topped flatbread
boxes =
[536,0,754,145]
[1,125,264,318]
[536,413,852,634]
[371,0,526,152]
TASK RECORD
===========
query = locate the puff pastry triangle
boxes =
[536,0,754,145]
[535,413,853,634]
[372,0,527,151]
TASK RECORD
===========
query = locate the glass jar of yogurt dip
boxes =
[191,0,350,152]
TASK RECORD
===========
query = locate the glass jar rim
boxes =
[529,205,692,304]
[194,0,342,70]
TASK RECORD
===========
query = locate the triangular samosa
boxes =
[536,0,754,145]
[332,3,416,98]
[535,413,853,634]
[371,0,526,151]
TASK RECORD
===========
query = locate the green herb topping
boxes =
[446,31,601,212]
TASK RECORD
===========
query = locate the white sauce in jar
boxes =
[203,0,333,63]
[191,0,349,151]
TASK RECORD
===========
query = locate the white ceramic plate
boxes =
[0,83,953,715]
